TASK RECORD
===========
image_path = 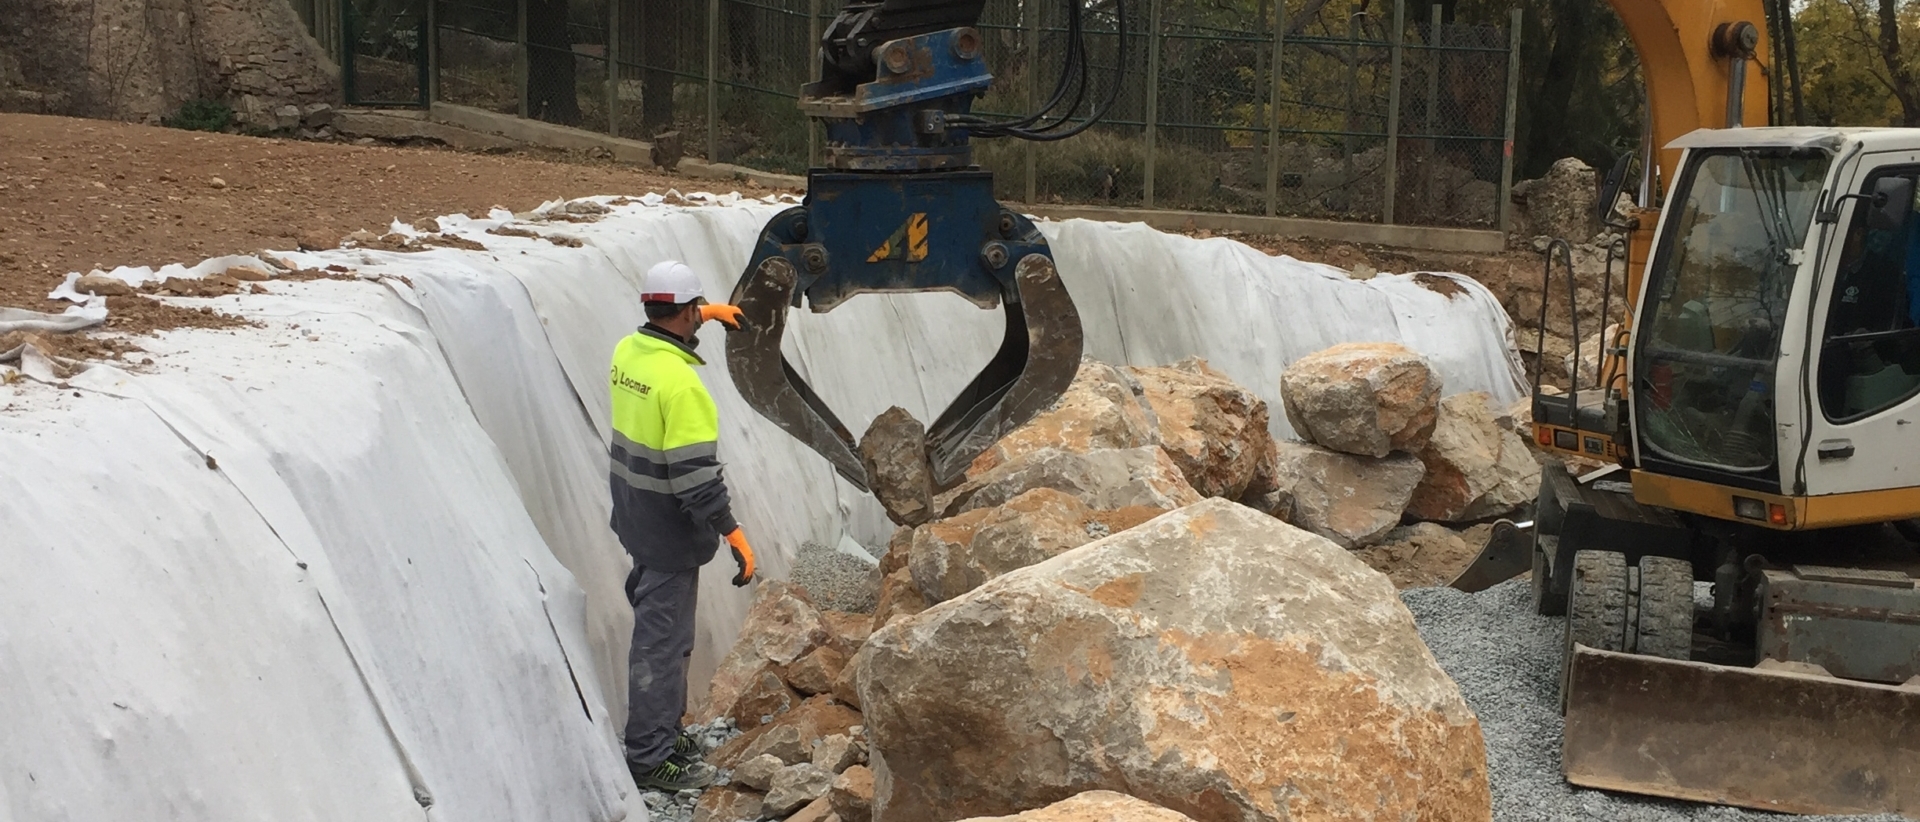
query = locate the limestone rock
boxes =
[910,488,1096,603]
[712,695,865,769]
[694,786,766,822]
[870,567,926,632]
[821,609,874,651]
[785,643,851,696]
[1405,392,1541,523]
[954,791,1199,822]
[1280,342,1442,458]
[727,666,803,728]
[1514,157,1599,243]
[861,407,936,526]
[854,499,1491,822]
[75,273,132,297]
[812,732,866,773]
[788,796,839,822]
[1270,441,1426,549]
[733,753,785,792]
[967,361,1160,475]
[701,581,833,722]
[831,647,865,712]
[766,763,837,816]
[941,446,1201,519]
[830,765,875,822]
[1125,358,1280,500]
[296,229,338,251]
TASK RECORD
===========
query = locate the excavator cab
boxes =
[725,0,1126,492]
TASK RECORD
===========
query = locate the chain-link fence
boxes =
[337,0,1519,228]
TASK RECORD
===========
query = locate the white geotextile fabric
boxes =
[1,194,1522,822]
[0,282,640,822]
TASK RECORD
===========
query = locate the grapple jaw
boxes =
[725,174,1082,492]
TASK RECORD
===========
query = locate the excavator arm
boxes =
[725,0,1119,493]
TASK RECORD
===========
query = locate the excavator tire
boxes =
[1561,549,1627,713]
[1894,518,1920,545]
[1633,556,1694,661]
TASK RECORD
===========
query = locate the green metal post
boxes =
[426,0,439,104]
[516,0,529,118]
[1383,0,1404,224]
[1498,7,1521,234]
[1143,0,1162,208]
[1265,0,1286,216]
[707,0,719,162]
[1342,10,1357,211]
[1025,2,1039,204]
[809,0,821,166]
[1425,3,1439,207]
[607,0,619,136]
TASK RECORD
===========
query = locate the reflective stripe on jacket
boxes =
[608,326,738,571]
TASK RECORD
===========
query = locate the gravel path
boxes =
[1401,581,1906,822]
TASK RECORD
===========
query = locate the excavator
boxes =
[721,0,1916,813]
[1441,0,1920,816]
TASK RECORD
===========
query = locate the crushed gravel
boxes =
[1401,580,1907,822]
[789,539,879,613]
[641,716,744,822]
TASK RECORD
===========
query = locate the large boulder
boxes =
[1405,392,1540,523]
[910,488,1097,603]
[955,791,1199,821]
[1269,441,1426,549]
[1125,358,1281,501]
[854,499,1491,822]
[699,582,834,722]
[1280,343,1441,458]
[939,446,1202,519]
[968,361,1160,475]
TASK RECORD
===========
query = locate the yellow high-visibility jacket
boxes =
[608,326,737,572]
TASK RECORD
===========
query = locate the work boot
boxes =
[674,730,704,760]
[631,751,715,792]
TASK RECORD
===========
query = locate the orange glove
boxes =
[699,303,745,328]
[725,528,756,587]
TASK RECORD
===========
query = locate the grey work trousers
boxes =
[623,565,699,769]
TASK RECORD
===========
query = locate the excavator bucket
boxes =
[1447,518,1532,592]
[1562,645,1920,816]
[725,172,1082,492]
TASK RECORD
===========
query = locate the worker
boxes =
[608,259,756,792]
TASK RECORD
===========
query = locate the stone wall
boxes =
[0,0,339,125]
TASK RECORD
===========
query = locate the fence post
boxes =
[707,0,720,162]
[809,0,821,167]
[1498,7,1521,234]
[515,0,529,118]
[426,0,439,105]
[1143,0,1163,208]
[607,0,620,136]
[1424,3,1440,208]
[1342,10,1357,212]
[1024,2,1039,204]
[1383,0,1404,224]
[1265,0,1286,216]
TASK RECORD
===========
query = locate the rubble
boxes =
[765,763,836,816]
[711,695,862,770]
[870,567,927,631]
[1269,441,1427,549]
[830,765,875,822]
[965,361,1160,475]
[1280,342,1442,458]
[1405,392,1541,523]
[811,732,866,773]
[784,644,851,696]
[694,787,766,822]
[733,753,786,791]
[953,791,1199,822]
[853,499,1492,822]
[699,581,835,723]
[1124,357,1281,500]
[1357,522,1495,589]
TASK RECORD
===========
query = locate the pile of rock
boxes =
[686,354,1498,822]
[1272,342,1539,555]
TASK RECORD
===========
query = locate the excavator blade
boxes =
[923,253,1081,487]
[1448,518,1533,592]
[1562,645,1920,816]
[726,255,870,491]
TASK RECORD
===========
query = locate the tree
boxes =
[526,0,582,125]
[1795,0,1920,126]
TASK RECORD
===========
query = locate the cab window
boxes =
[1819,167,1920,422]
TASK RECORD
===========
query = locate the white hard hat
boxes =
[642,260,705,304]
